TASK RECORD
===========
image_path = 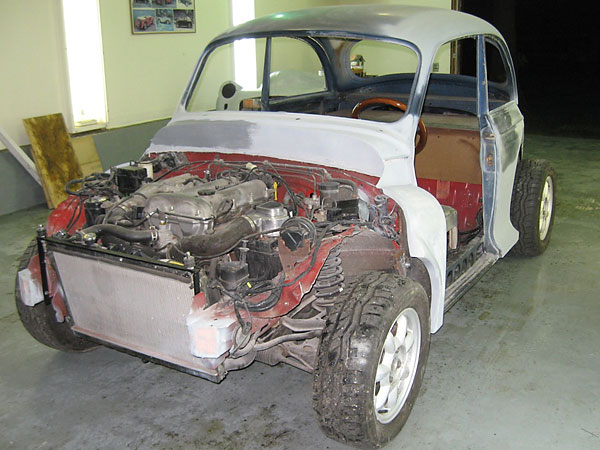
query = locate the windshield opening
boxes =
[185,34,419,123]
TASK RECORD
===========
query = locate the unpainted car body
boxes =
[171,5,524,331]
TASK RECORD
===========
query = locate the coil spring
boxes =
[314,246,344,299]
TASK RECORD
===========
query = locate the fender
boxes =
[382,184,447,332]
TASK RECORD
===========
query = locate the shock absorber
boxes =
[314,245,344,299]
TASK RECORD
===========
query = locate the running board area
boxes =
[444,242,498,311]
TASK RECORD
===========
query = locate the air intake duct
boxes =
[175,216,256,259]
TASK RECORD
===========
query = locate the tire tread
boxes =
[510,159,555,256]
[313,271,430,447]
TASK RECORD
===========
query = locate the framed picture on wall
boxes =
[131,0,195,34]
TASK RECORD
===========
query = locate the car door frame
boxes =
[477,34,522,257]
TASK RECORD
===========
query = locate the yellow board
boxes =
[23,113,82,209]
[72,135,103,177]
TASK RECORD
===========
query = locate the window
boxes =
[349,40,418,78]
[425,37,478,116]
[231,0,256,90]
[485,39,514,110]
[186,37,327,112]
[269,38,326,97]
[187,40,263,112]
[62,0,107,131]
[485,40,508,84]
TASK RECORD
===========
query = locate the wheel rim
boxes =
[538,175,554,241]
[373,307,421,424]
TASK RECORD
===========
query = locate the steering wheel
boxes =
[351,97,428,154]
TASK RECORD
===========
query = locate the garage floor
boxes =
[1,134,599,450]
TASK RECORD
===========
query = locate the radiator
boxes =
[51,249,220,379]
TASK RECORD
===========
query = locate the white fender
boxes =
[382,184,447,332]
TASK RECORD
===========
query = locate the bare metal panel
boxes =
[52,251,211,373]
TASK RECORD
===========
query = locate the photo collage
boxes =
[131,0,195,34]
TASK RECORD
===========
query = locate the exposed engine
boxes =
[43,152,408,379]
[89,173,281,257]
[57,153,389,305]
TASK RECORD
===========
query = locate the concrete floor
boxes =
[1,134,599,450]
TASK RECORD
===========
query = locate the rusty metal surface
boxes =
[339,230,400,279]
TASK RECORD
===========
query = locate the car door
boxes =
[478,35,522,256]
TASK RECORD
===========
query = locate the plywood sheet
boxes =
[72,135,103,177]
[23,113,82,209]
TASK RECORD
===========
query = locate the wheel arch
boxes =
[382,184,447,332]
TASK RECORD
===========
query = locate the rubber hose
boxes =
[82,224,154,243]
[329,178,358,196]
[246,286,282,312]
[176,216,255,259]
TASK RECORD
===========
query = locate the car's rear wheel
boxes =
[15,239,97,352]
[313,271,430,448]
[510,159,556,256]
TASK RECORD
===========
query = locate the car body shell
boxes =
[147,5,523,332]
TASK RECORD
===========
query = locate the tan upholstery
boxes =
[415,125,481,184]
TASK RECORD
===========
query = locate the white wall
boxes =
[0,0,231,150]
[255,0,325,17]
[99,0,231,129]
[0,1,71,149]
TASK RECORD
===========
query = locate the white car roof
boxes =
[212,5,503,52]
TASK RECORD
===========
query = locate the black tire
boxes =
[313,272,430,448]
[510,159,556,256]
[15,239,97,352]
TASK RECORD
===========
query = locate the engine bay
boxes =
[37,150,483,379]
[57,152,389,298]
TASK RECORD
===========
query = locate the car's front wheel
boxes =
[313,272,430,448]
[15,239,97,352]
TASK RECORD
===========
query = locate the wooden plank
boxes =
[23,113,82,209]
[72,135,103,177]
[0,126,42,185]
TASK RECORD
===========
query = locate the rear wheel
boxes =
[313,272,430,448]
[15,239,97,352]
[510,159,556,256]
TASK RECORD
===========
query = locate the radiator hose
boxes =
[81,224,155,243]
[84,216,257,259]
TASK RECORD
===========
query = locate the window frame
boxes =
[183,31,422,116]
[484,35,518,109]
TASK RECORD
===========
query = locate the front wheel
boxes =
[15,239,97,352]
[313,272,430,448]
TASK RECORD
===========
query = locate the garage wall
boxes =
[0,0,231,216]
[99,0,231,129]
[0,1,71,151]
[255,0,325,17]
[0,1,70,215]
[0,0,231,150]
